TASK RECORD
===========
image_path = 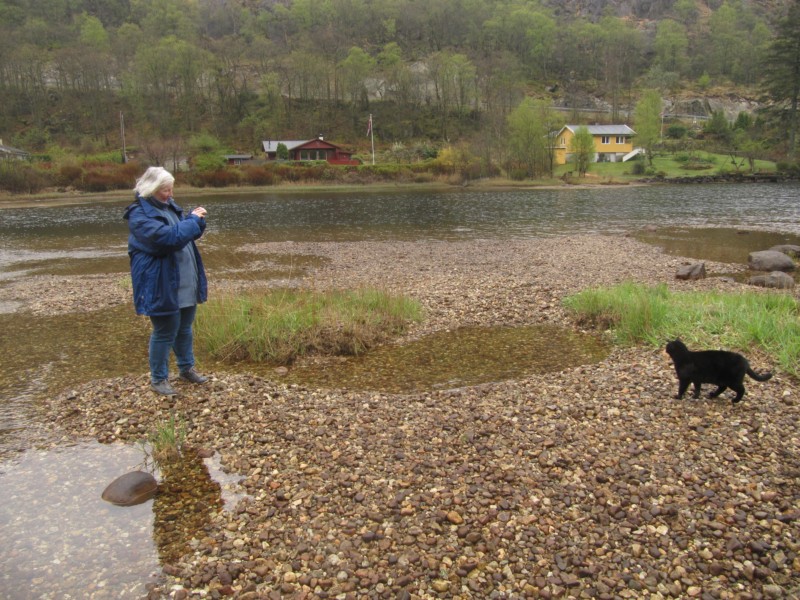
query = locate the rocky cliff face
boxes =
[665,91,762,121]
[553,89,762,123]
[546,0,678,21]
[545,0,788,22]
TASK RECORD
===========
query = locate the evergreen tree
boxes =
[763,0,800,158]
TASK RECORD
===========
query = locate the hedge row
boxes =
[0,160,454,194]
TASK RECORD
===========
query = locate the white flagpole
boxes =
[120,112,127,164]
[369,114,375,165]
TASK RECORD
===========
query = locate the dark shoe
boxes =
[179,368,209,384]
[151,380,178,396]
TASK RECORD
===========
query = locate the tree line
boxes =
[0,0,798,165]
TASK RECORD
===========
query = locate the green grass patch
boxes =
[556,151,776,181]
[143,413,187,467]
[564,282,800,377]
[196,288,424,365]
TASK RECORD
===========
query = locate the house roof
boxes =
[560,124,636,136]
[262,140,311,152]
[262,139,342,153]
[0,142,30,157]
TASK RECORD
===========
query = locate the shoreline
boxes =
[6,234,799,598]
[0,178,650,210]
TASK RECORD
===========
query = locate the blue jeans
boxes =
[149,305,197,383]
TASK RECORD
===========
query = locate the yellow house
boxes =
[553,125,638,165]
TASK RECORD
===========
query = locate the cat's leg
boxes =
[708,385,726,398]
[676,378,690,399]
[731,383,745,403]
[692,381,702,399]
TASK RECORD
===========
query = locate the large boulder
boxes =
[769,245,800,259]
[747,271,795,290]
[675,262,706,280]
[748,250,796,272]
[101,471,158,506]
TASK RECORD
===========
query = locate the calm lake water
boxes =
[1,184,799,252]
[0,182,798,598]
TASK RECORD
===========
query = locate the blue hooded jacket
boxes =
[123,193,208,316]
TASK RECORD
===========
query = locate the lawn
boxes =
[555,150,777,182]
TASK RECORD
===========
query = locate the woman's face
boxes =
[154,184,173,203]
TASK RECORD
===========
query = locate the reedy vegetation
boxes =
[143,412,188,467]
[194,288,423,365]
[564,282,800,377]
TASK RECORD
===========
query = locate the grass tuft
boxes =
[195,288,423,365]
[564,282,800,377]
[145,413,187,466]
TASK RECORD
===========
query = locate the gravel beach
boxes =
[18,235,800,598]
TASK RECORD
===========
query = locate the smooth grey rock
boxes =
[675,263,706,280]
[748,250,795,272]
[769,244,800,258]
[101,471,158,506]
[748,271,795,289]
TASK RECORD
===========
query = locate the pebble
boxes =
[11,235,800,598]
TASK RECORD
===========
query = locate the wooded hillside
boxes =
[0,0,796,160]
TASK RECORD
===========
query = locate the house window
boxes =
[601,136,610,144]
[561,136,566,145]
[616,136,625,144]
[300,149,329,160]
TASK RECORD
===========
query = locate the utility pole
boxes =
[368,114,375,165]
[120,112,127,164]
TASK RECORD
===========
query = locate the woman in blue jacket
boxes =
[124,166,210,396]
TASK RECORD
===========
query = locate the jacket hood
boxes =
[123,193,183,220]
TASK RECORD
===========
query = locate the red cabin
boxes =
[262,136,360,165]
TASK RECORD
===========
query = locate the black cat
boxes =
[665,338,773,404]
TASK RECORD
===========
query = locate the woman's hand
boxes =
[191,207,207,218]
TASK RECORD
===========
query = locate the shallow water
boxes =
[0,442,161,599]
[1,183,798,597]
[284,325,609,393]
[0,441,244,599]
[634,226,800,265]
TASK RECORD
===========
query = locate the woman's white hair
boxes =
[134,166,175,198]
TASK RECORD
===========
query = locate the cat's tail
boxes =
[746,368,773,382]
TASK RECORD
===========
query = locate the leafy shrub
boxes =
[192,153,227,172]
[0,161,53,193]
[630,161,646,175]
[675,153,716,170]
[81,171,117,192]
[57,164,84,186]
[76,162,140,191]
[240,165,275,186]
[776,161,800,176]
[666,125,687,139]
[190,169,241,188]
